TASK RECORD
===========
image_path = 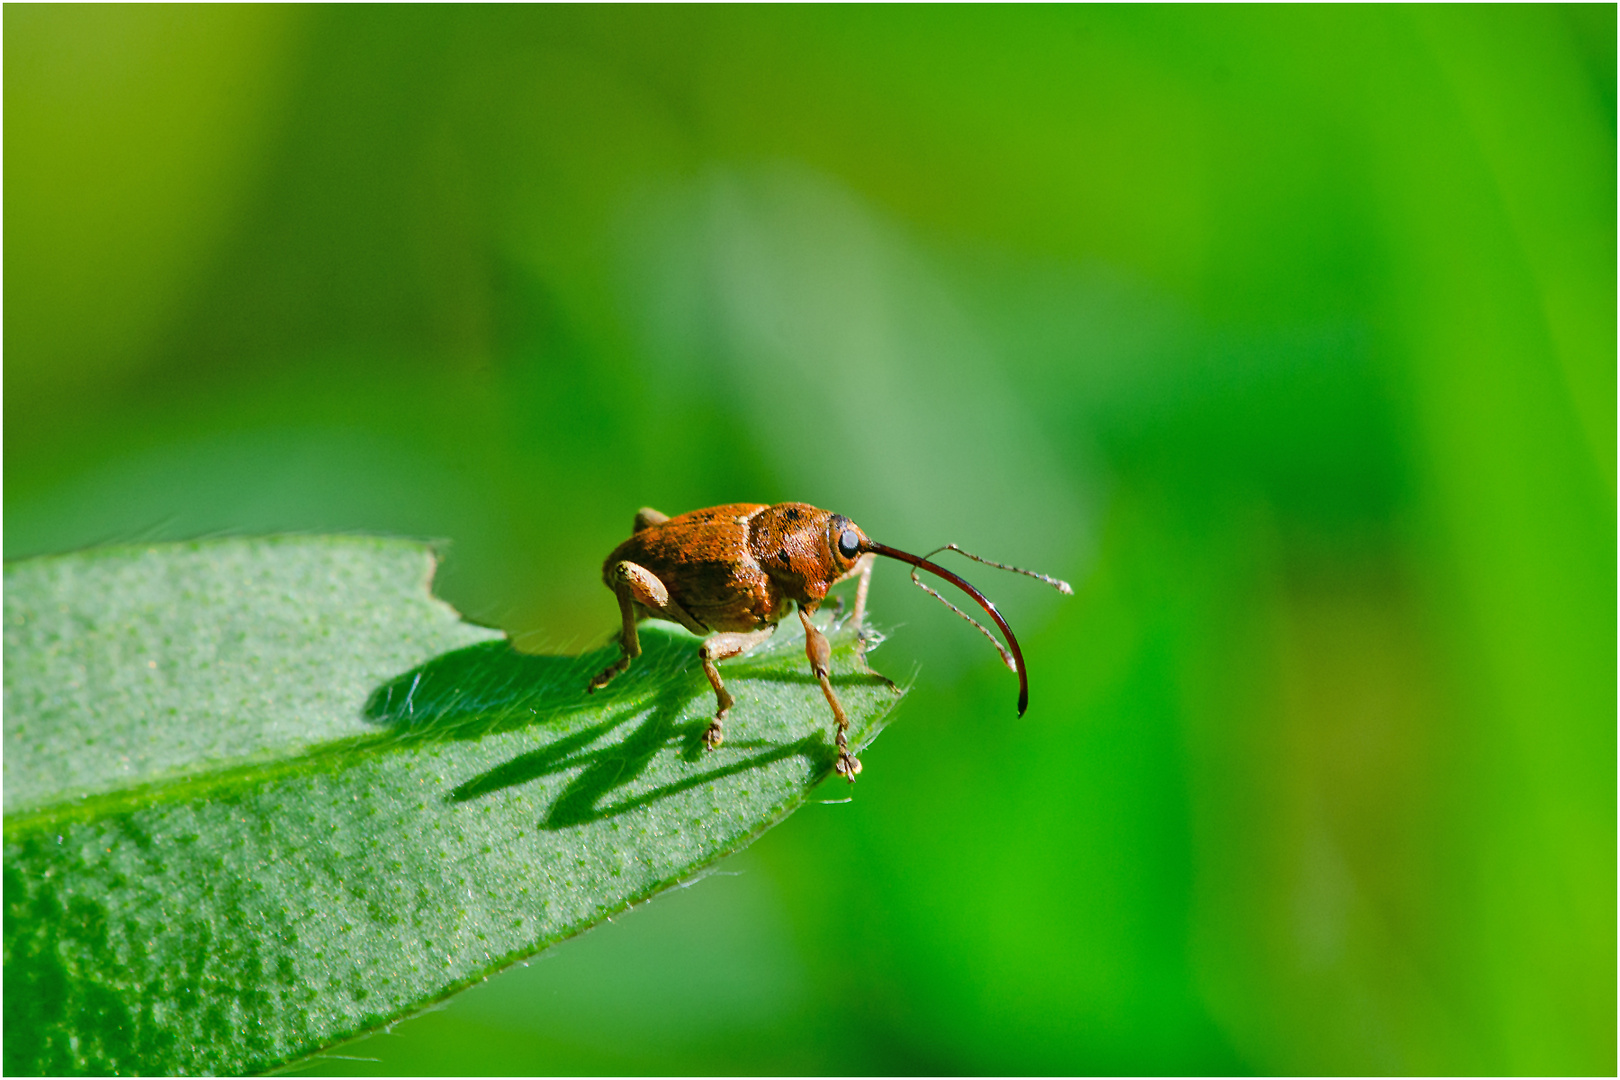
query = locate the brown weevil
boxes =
[588,503,1072,780]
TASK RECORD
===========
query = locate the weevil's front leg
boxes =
[850,552,875,629]
[589,561,706,692]
[845,551,898,690]
[799,605,861,780]
[699,625,777,749]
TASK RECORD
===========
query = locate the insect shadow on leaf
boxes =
[362,630,843,829]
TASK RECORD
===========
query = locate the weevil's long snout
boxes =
[861,540,1032,716]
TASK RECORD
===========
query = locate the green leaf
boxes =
[3,536,902,1076]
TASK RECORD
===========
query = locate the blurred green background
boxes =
[6,5,1614,1074]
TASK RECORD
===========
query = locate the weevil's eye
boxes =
[838,528,861,560]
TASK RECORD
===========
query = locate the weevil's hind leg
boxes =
[589,561,703,692]
[799,605,861,780]
[699,625,778,749]
[588,578,642,692]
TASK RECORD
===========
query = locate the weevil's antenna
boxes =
[904,545,1073,692]
[908,547,1020,674]
[861,540,1035,716]
[920,543,1074,595]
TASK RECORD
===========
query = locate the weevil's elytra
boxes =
[588,502,1071,781]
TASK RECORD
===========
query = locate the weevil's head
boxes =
[758,502,1059,716]
[752,503,871,602]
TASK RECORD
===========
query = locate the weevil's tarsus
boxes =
[861,540,1033,716]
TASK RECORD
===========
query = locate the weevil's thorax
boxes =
[749,503,870,606]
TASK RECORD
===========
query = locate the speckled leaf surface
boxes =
[3,537,901,1076]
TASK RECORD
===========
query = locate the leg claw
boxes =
[835,751,862,781]
[588,657,630,694]
[704,720,724,751]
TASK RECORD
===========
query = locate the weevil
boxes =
[587,502,1071,780]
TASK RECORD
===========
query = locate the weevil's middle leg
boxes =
[699,625,778,749]
[799,605,861,780]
